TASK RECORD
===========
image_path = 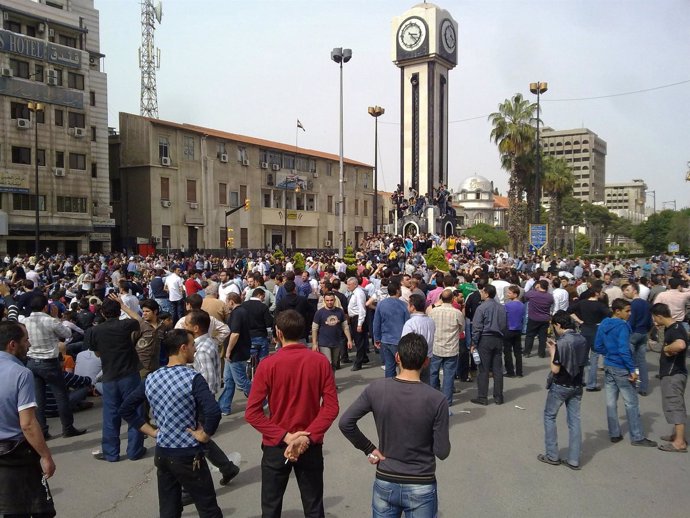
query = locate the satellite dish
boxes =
[154,1,163,23]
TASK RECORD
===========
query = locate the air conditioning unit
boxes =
[271,164,280,171]
[219,153,228,163]
[38,22,46,33]
[242,159,249,166]
[189,202,199,209]
[17,118,31,129]
[89,56,97,67]
[260,161,268,169]
[161,156,171,166]
[1,67,13,77]
[313,172,319,178]
[48,28,55,38]
[323,239,332,247]
[47,76,58,86]
[161,200,171,208]
[266,173,274,186]
[53,168,65,177]
[69,127,86,138]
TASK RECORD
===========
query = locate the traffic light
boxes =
[244,198,250,211]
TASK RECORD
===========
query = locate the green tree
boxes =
[425,246,449,272]
[582,203,613,253]
[293,252,306,271]
[560,195,583,253]
[574,233,591,256]
[343,246,357,276]
[272,248,284,261]
[464,223,509,251]
[666,209,690,254]
[542,156,574,252]
[488,93,537,255]
[607,215,634,247]
[632,210,675,254]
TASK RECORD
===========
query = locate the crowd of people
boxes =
[0,239,687,517]
[391,182,456,219]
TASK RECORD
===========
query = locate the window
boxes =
[35,110,45,124]
[160,177,170,200]
[355,199,359,215]
[12,147,31,165]
[55,151,64,168]
[10,102,29,119]
[91,162,97,178]
[56,196,87,213]
[240,185,247,204]
[89,90,96,106]
[183,136,195,160]
[58,35,77,48]
[217,142,226,156]
[475,190,481,200]
[69,153,86,170]
[229,191,239,207]
[46,1,64,10]
[283,154,295,170]
[363,173,369,189]
[220,227,228,248]
[219,183,227,205]
[240,228,248,249]
[110,179,121,202]
[162,225,171,249]
[91,126,97,141]
[268,151,281,166]
[159,137,170,159]
[67,72,84,90]
[13,194,46,211]
[327,195,333,213]
[327,163,333,177]
[55,109,64,126]
[37,149,46,167]
[237,146,247,162]
[307,194,315,211]
[4,20,21,33]
[186,180,197,202]
[259,149,268,163]
[34,64,44,82]
[364,200,369,217]
[9,58,30,79]
[68,112,85,128]
[263,192,271,208]
[52,68,63,86]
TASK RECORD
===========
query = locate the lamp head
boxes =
[331,48,343,63]
[342,48,352,63]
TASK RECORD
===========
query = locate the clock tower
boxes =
[392,3,458,199]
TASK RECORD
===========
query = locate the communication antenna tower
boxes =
[139,1,163,118]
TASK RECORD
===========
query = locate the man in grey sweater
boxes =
[471,284,508,406]
[339,333,450,517]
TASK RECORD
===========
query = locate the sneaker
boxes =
[537,454,560,466]
[632,438,658,447]
[610,436,624,443]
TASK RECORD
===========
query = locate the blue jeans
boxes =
[429,355,458,406]
[544,383,582,466]
[218,361,252,414]
[251,336,270,361]
[586,349,602,389]
[372,479,438,518]
[381,342,398,378]
[101,372,145,461]
[604,365,645,442]
[170,299,185,324]
[154,297,172,315]
[27,358,74,434]
[630,332,648,393]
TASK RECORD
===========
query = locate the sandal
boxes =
[658,443,688,453]
[660,435,675,442]
[537,454,560,466]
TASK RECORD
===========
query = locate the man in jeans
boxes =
[523,280,554,358]
[372,281,410,378]
[623,282,652,396]
[538,311,588,470]
[429,289,464,411]
[218,293,252,416]
[24,294,86,439]
[86,299,146,461]
[594,298,657,447]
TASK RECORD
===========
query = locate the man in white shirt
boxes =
[551,277,570,314]
[491,270,511,305]
[347,277,368,371]
[164,265,185,322]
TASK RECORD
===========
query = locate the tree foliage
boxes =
[293,252,306,271]
[542,156,574,252]
[464,223,509,251]
[425,246,449,272]
[343,246,357,276]
[633,209,690,254]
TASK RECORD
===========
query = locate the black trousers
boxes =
[524,319,549,356]
[503,330,523,376]
[0,441,55,517]
[349,317,368,368]
[26,358,74,435]
[154,452,222,518]
[456,347,470,380]
[477,336,504,400]
[261,444,324,518]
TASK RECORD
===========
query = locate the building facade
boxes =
[541,127,607,203]
[0,0,111,255]
[452,175,507,230]
[604,179,646,213]
[111,112,375,253]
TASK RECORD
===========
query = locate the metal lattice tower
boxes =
[139,1,162,118]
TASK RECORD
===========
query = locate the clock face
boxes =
[441,19,456,53]
[398,17,427,51]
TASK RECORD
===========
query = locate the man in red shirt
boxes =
[245,310,339,518]
[184,270,202,297]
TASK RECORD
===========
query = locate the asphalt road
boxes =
[48,346,689,518]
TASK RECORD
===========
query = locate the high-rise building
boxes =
[604,179,647,223]
[110,113,375,253]
[0,0,111,255]
[541,127,607,203]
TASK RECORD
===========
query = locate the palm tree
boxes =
[542,156,574,252]
[489,93,537,254]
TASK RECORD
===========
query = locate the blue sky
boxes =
[95,0,690,209]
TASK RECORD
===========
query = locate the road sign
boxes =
[668,242,680,253]
[529,224,548,251]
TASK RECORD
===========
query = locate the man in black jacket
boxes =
[241,287,273,361]
[274,281,309,341]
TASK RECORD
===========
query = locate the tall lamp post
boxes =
[331,47,352,257]
[529,81,548,224]
[645,190,656,215]
[367,105,384,235]
[27,102,44,257]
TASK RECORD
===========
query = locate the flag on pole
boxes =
[297,119,305,131]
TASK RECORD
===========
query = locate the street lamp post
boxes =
[367,105,384,235]
[27,102,44,257]
[645,190,656,215]
[529,81,548,224]
[331,47,352,257]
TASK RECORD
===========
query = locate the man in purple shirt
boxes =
[504,286,525,377]
[523,280,554,358]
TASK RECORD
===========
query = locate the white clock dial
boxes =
[441,19,456,53]
[398,17,426,51]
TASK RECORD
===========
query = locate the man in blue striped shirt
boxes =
[373,281,410,378]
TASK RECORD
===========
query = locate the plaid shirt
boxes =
[193,334,220,394]
[24,311,72,359]
[429,304,463,357]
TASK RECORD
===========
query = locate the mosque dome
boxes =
[458,175,493,193]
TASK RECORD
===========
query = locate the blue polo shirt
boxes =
[0,351,37,441]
